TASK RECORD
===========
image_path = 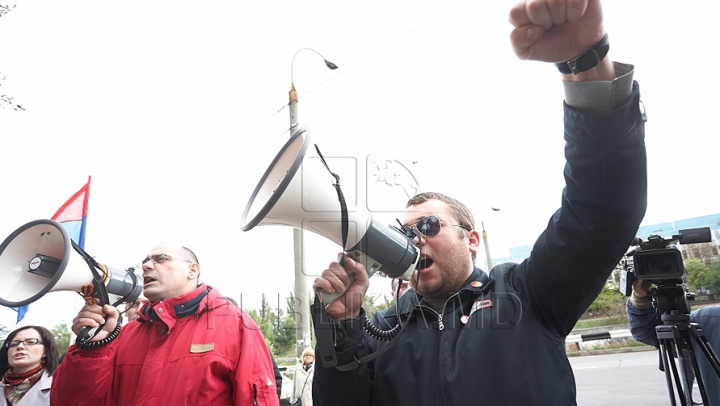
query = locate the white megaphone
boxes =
[241,127,419,303]
[0,219,142,339]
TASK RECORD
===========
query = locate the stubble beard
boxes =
[414,245,472,301]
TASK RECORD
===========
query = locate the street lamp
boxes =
[481,207,500,270]
[287,48,337,359]
[289,48,338,133]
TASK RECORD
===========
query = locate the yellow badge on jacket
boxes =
[190,343,214,353]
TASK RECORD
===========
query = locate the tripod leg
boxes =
[660,340,682,406]
[686,323,720,405]
[671,336,697,406]
[690,324,720,377]
[679,348,700,405]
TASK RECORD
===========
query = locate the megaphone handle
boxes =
[76,315,108,343]
[75,317,122,350]
[318,273,356,304]
[318,251,381,304]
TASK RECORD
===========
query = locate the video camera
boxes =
[619,227,712,296]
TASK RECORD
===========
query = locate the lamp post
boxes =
[481,207,500,270]
[289,48,338,133]
[288,48,337,359]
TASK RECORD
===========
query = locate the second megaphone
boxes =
[240,127,419,303]
[0,219,142,338]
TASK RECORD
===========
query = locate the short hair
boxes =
[406,192,477,262]
[0,326,60,376]
[180,246,199,264]
[180,246,201,283]
[301,348,315,359]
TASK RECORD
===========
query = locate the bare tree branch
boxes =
[1,5,24,110]
[0,5,16,16]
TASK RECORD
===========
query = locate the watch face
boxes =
[29,256,42,270]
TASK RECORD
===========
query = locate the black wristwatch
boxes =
[555,34,609,75]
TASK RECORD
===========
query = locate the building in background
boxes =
[493,213,720,266]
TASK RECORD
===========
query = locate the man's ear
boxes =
[467,229,481,254]
[188,263,201,280]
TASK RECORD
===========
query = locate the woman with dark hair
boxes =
[0,326,58,406]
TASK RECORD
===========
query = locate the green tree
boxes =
[363,290,384,320]
[375,296,393,313]
[275,291,304,356]
[52,323,71,355]
[0,324,9,339]
[686,258,710,292]
[272,312,296,356]
[248,294,277,354]
[286,291,296,320]
[686,258,720,294]
[587,282,626,316]
[704,261,720,293]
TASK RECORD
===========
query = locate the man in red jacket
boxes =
[50,244,280,406]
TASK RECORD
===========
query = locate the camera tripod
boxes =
[653,286,720,405]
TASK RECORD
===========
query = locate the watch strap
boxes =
[555,33,609,75]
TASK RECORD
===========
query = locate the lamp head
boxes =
[324,60,338,70]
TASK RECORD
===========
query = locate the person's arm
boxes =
[270,350,282,399]
[232,312,280,406]
[626,278,660,347]
[311,308,373,406]
[50,343,119,405]
[507,0,647,336]
[311,254,374,405]
[50,303,121,406]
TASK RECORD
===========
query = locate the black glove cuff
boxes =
[555,33,609,75]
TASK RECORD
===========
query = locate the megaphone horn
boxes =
[241,127,419,303]
[0,219,142,339]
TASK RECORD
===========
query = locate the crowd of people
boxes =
[1,0,717,405]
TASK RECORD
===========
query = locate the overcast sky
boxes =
[1,0,718,329]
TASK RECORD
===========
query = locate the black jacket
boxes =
[313,82,648,405]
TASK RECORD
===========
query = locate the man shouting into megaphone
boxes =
[310,1,648,405]
[51,244,280,406]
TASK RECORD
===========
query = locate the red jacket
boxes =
[51,284,279,406]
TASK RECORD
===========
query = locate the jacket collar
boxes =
[386,267,492,318]
[138,283,213,327]
[37,370,52,391]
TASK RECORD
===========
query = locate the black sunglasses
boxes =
[403,215,470,238]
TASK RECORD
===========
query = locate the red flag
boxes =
[52,176,91,249]
[13,176,91,323]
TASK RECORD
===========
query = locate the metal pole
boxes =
[288,88,311,359]
[288,49,337,359]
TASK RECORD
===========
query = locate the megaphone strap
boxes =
[312,294,415,372]
[313,144,349,262]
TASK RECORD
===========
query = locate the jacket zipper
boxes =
[419,292,459,331]
[418,293,459,406]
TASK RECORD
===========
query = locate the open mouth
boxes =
[143,276,156,285]
[417,256,433,271]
